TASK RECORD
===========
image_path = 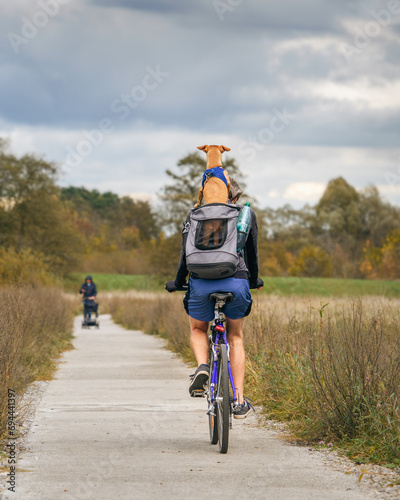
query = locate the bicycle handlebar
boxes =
[171,283,262,292]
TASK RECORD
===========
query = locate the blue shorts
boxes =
[184,277,252,322]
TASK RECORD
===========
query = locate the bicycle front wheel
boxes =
[208,352,218,445]
[217,344,230,454]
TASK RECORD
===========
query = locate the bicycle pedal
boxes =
[191,390,205,398]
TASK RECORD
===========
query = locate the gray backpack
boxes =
[185,203,241,280]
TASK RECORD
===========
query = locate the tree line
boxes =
[0,137,399,282]
[261,178,400,279]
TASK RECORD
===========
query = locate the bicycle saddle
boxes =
[209,292,233,302]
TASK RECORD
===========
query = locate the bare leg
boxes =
[189,317,209,366]
[226,317,245,404]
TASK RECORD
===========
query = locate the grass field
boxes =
[62,273,164,293]
[260,276,400,297]
[63,272,400,297]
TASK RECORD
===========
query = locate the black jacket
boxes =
[79,276,98,299]
[174,205,260,287]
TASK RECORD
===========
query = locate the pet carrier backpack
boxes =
[185,203,241,279]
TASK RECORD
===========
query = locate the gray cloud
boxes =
[91,0,367,32]
[1,0,399,207]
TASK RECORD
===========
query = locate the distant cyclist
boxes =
[166,179,263,419]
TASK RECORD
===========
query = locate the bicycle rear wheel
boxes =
[217,344,230,454]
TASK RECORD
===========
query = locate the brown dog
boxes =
[195,145,231,207]
[195,145,232,248]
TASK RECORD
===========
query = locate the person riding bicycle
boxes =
[166,179,263,419]
[79,275,98,315]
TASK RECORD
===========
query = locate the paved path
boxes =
[8,315,374,500]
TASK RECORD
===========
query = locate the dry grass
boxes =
[0,286,74,438]
[106,292,400,467]
[244,296,400,464]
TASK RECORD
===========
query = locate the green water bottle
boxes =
[236,202,251,253]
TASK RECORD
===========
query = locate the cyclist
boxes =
[79,275,98,316]
[166,179,263,419]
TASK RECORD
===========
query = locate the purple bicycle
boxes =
[175,286,237,453]
[206,292,237,454]
[171,284,246,454]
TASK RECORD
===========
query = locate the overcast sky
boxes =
[1,0,400,208]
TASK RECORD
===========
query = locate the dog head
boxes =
[197,144,231,168]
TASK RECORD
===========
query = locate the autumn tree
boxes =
[290,245,333,278]
[358,186,400,246]
[0,143,82,271]
[361,229,400,279]
[61,187,159,243]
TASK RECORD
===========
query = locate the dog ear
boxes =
[220,145,231,152]
[197,145,208,152]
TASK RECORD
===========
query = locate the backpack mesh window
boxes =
[194,219,228,250]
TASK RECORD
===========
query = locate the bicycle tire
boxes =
[217,344,230,454]
[208,352,218,445]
